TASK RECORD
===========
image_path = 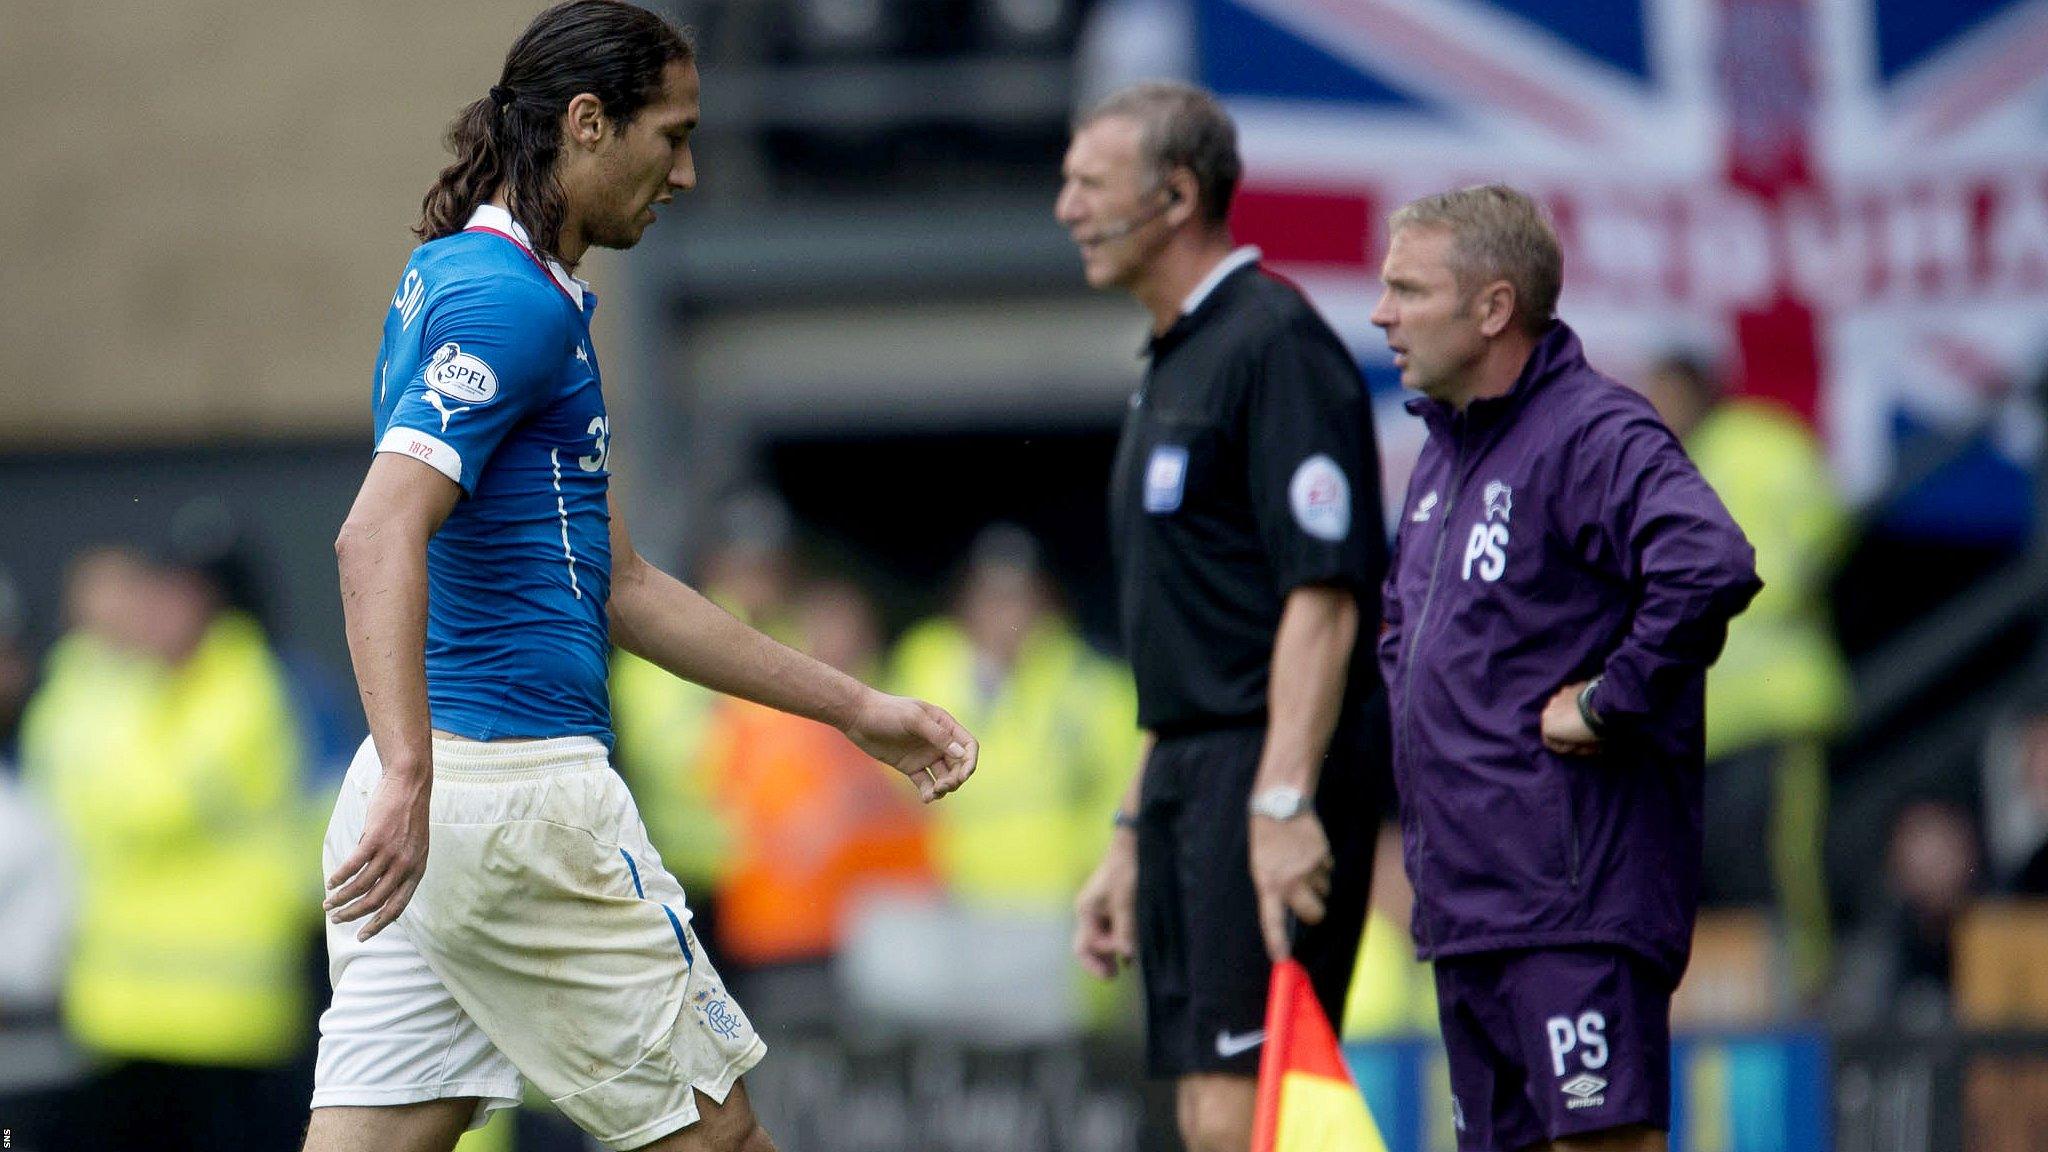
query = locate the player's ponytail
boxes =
[416,96,505,246]
[413,0,693,259]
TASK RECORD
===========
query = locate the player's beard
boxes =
[590,202,652,252]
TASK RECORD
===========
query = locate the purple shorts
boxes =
[1432,946,1673,1151]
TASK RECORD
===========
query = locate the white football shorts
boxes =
[313,734,765,1150]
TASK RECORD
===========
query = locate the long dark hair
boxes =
[416,0,693,258]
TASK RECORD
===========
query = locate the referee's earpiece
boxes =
[1094,184,1185,242]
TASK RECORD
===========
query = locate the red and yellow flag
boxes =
[1253,958,1390,1152]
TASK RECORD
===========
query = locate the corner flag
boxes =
[1252,958,1389,1152]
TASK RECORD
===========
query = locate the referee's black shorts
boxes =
[1134,720,1382,1078]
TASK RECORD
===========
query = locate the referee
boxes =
[1059,82,1390,1152]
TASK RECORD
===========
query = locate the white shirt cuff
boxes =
[376,427,464,486]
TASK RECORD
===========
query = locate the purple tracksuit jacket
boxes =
[1378,323,1761,980]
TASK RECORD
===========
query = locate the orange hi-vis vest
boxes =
[701,698,936,966]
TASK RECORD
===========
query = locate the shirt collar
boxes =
[463,204,588,309]
[1403,322,1582,429]
[1180,246,1261,315]
[1142,246,1263,360]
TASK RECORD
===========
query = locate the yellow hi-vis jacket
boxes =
[887,617,1140,909]
[1686,400,1854,758]
[21,614,313,1066]
[609,649,736,892]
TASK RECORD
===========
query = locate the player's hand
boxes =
[1074,834,1138,978]
[1251,810,1333,963]
[842,689,978,803]
[1542,681,1601,756]
[325,768,433,942]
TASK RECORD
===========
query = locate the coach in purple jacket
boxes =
[1373,185,1760,1152]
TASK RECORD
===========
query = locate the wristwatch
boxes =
[1249,785,1311,821]
[1575,675,1607,736]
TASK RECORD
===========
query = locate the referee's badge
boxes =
[1289,454,1351,541]
[1144,444,1189,514]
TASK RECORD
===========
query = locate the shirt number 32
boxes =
[579,416,611,473]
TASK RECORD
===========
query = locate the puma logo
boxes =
[424,391,472,432]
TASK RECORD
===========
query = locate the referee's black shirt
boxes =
[1108,254,1389,736]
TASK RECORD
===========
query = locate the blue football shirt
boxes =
[371,205,614,744]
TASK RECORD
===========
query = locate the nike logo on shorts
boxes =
[1215,1028,1266,1058]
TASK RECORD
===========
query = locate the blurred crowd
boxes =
[0,527,324,1150]
[8,357,2048,1149]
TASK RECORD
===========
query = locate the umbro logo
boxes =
[1560,1073,1607,1110]
[1410,490,1439,523]
[1215,1029,1266,1058]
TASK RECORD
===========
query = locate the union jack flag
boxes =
[1202,0,2048,535]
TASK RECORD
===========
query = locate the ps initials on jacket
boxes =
[1379,324,1762,980]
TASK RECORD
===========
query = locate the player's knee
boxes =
[301,1101,474,1152]
[640,1089,777,1152]
[675,1118,775,1152]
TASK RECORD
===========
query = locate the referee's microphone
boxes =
[1087,187,1180,243]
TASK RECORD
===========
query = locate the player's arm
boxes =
[1074,729,1154,978]
[325,452,461,940]
[605,495,976,801]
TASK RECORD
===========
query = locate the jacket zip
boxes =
[1563,774,1581,890]
[1396,422,1465,952]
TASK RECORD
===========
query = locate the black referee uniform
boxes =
[1108,250,1391,1077]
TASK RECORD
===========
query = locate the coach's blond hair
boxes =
[1389,184,1562,336]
